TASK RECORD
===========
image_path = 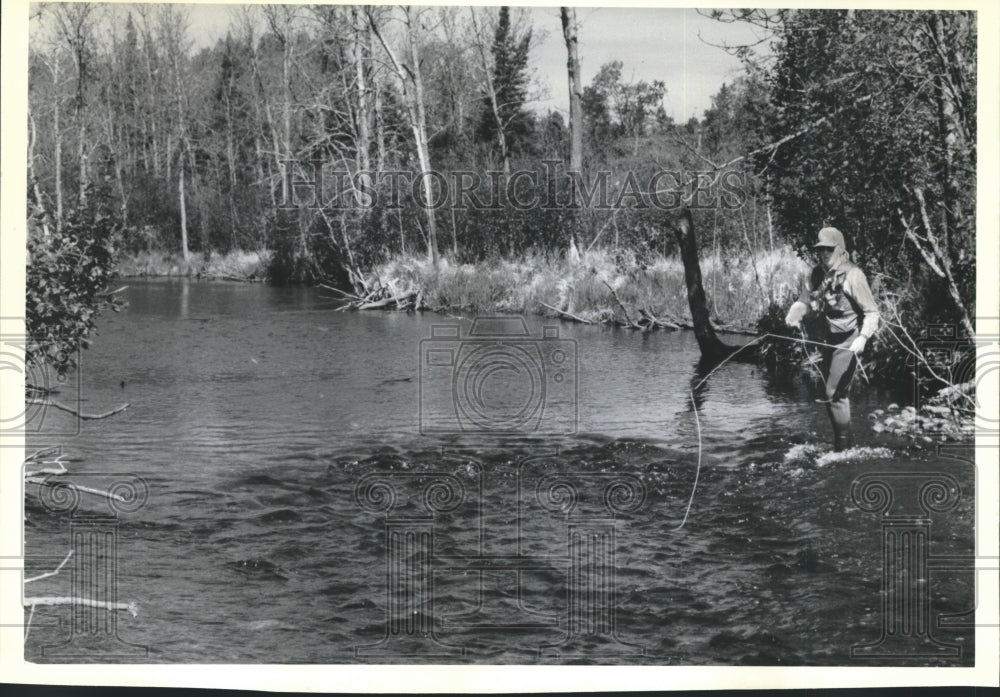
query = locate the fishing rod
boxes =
[676,331,872,530]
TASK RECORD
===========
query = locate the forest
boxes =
[26,5,977,407]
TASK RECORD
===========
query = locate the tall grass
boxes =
[373,245,807,330]
[116,249,269,280]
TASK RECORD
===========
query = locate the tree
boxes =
[27,187,123,379]
[473,6,534,174]
[560,7,583,173]
[158,5,195,263]
[367,6,440,265]
[582,61,665,155]
[759,9,975,333]
[50,2,97,206]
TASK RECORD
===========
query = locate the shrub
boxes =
[26,187,125,377]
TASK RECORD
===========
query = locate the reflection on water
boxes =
[24,280,974,664]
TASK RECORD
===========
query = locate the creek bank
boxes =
[339,242,803,336]
[116,250,269,281]
[868,390,975,442]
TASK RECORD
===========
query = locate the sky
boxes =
[169,3,767,123]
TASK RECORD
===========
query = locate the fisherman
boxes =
[785,227,880,451]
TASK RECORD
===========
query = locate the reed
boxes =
[373,245,807,330]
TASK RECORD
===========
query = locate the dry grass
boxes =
[116,250,269,280]
[372,245,807,330]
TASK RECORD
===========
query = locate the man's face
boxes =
[816,245,835,268]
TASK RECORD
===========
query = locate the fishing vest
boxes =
[809,262,861,335]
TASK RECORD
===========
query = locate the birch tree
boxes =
[367,6,439,264]
[560,7,583,173]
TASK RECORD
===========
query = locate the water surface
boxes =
[24,280,975,665]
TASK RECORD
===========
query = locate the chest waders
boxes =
[810,266,862,451]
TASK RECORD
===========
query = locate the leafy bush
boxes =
[26,188,125,377]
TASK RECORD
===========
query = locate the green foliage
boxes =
[477,6,535,158]
[581,61,666,159]
[761,10,975,322]
[26,188,124,377]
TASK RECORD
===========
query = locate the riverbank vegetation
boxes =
[347,245,804,331]
[27,7,977,415]
[115,249,268,280]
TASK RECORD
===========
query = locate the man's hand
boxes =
[848,336,867,354]
[785,301,807,329]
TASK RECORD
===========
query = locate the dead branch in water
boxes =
[23,551,139,640]
[600,277,638,328]
[25,399,130,420]
[537,301,594,324]
[25,477,132,503]
[638,308,680,331]
[24,596,138,616]
[24,550,73,584]
[24,445,62,463]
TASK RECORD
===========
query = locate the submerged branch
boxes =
[24,596,138,617]
[24,550,73,584]
[25,399,130,420]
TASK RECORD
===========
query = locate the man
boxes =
[785,227,880,451]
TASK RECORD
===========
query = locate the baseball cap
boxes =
[813,226,845,248]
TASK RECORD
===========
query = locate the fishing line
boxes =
[675,331,869,531]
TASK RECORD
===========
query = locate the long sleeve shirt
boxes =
[790,261,880,339]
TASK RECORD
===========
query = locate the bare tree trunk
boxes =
[374,73,386,173]
[560,7,583,174]
[103,96,128,226]
[352,6,372,187]
[137,8,160,178]
[77,97,87,205]
[178,161,190,264]
[470,9,510,176]
[52,56,64,230]
[53,3,95,205]
[928,12,964,252]
[27,106,51,238]
[249,30,284,208]
[165,133,172,183]
[369,7,439,264]
[405,10,439,264]
[673,209,735,363]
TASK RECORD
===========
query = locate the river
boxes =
[24,280,975,665]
